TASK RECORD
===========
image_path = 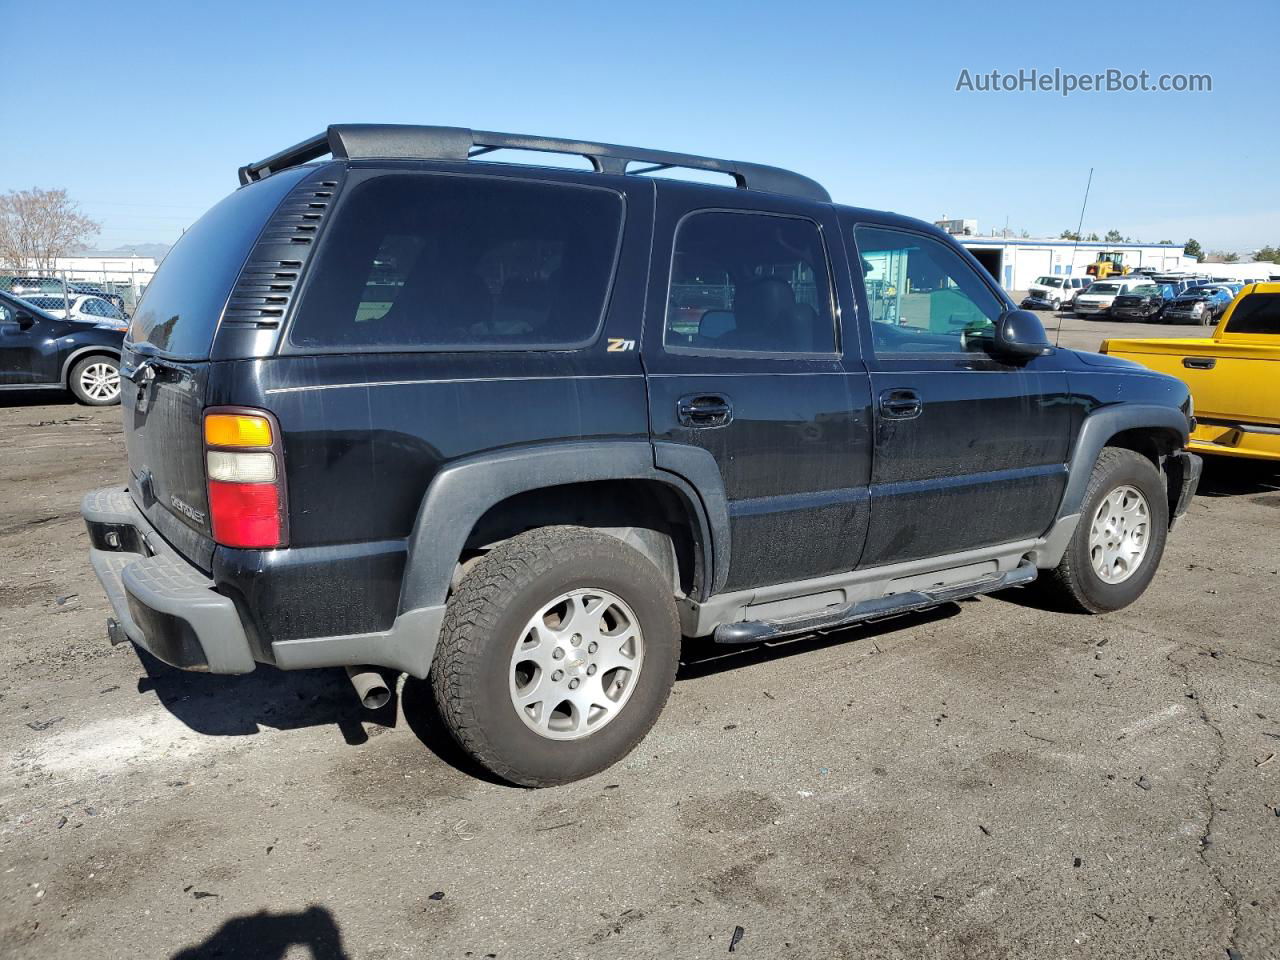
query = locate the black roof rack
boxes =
[238,124,830,202]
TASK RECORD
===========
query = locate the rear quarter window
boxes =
[128,166,311,359]
[288,174,624,351]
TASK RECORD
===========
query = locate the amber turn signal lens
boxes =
[204,413,273,448]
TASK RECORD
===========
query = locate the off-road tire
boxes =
[431,526,680,787]
[1041,447,1169,614]
[68,354,121,406]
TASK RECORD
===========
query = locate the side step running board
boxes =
[713,562,1038,645]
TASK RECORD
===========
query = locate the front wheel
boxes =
[1040,447,1169,613]
[431,526,680,786]
[1050,297,1062,311]
[68,354,121,406]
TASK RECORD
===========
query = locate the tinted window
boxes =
[664,212,835,354]
[290,175,623,350]
[853,226,1002,357]
[128,166,311,359]
[1225,293,1279,334]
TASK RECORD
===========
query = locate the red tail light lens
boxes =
[208,481,282,548]
[203,408,287,549]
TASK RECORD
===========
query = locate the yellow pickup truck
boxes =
[1100,282,1280,462]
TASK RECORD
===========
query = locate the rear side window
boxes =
[1225,293,1280,335]
[664,212,836,355]
[289,175,624,350]
[129,166,310,359]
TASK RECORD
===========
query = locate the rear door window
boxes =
[289,174,624,351]
[128,166,310,359]
[663,211,836,355]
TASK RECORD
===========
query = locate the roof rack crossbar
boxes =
[238,124,830,202]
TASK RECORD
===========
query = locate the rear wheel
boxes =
[431,526,680,786]
[1040,447,1169,613]
[68,354,121,406]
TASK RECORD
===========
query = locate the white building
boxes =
[1195,261,1280,283]
[50,254,159,286]
[957,238,1196,291]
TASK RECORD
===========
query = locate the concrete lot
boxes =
[1,312,1278,960]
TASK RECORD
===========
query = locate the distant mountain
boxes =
[75,243,172,260]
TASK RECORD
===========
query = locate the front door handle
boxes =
[879,388,923,420]
[677,394,733,428]
[1183,357,1216,370]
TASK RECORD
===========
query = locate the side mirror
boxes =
[14,311,36,330]
[992,309,1053,360]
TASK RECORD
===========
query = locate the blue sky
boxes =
[5,0,1276,252]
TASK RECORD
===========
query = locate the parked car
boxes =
[1073,277,1147,318]
[6,276,66,298]
[20,293,129,328]
[1023,275,1090,311]
[1110,283,1176,322]
[1101,283,1279,462]
[81,123,1201,786]
[0,290,125,404]
[1163,285,1235,325]
[68,284,130,316]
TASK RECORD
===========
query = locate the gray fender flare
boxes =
[398,440,730,612]
[1057,403,1190,521]
[1029,403,1190,570]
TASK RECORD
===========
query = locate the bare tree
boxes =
[0,188,99,273]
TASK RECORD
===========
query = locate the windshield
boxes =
[1090,283,1121,294]
[1129,285,1160,295]
[1034,276,1063,287]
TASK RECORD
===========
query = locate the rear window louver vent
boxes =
[221,175,340,330]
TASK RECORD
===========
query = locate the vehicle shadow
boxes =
[133,647,394,744]
[399,676,510,785]
[676,603,962,680]
[168,905,350,960]
[0,389,75,407]
[1193,456,1280,498]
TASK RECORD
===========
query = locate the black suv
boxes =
[82,124,1201,786]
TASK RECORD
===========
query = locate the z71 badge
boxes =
[607,338,636,352]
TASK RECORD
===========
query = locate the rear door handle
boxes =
[879,388,923,420]
[677,394,733,428]
[1183,357,1216,369]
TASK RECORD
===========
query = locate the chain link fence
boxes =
[1,265,149,324]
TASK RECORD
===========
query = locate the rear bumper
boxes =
[82,487,256,673]
[82,486,446,677]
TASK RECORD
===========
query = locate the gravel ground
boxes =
[1,313,1278,960]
